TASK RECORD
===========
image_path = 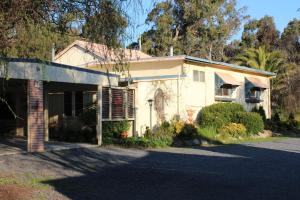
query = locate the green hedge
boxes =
[234,112,264,135]
[197,103,245,129]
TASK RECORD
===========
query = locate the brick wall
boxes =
[27,80,44,152]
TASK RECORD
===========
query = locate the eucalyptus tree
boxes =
[135,0,246,60]
[241,16,280,51]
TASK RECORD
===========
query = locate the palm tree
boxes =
[231,46,284,72]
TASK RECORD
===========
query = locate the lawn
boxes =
[0,173,55,200]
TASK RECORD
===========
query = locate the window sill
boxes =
[245,98,263,103]
[215,96,236,102]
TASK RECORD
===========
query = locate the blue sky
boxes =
[125,0,300,45]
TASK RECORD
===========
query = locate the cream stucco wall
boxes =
[130,61,271,135]
[55,46,98,68]
[182,62,271,119]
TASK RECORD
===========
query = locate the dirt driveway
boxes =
[0,137,300,200]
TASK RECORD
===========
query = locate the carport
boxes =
[0,58,120,152]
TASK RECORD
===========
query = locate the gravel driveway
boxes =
[1,137,300,200]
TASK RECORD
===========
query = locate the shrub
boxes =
[118,137,150,148]
[119,128,174,148]
[59,117,96,143]
[197,126,218,140]
[144,125,174,147]
[78,106,96,126]
[197,103,244,129]
[252,106,266,122]
[102,120,130,139]
[234,112,264,135]
[288,112,298,129]
[272,112,281,123]
[172,120,185,135]
[178,124,198,139]
[218,123,247,138]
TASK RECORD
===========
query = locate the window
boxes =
[215,87,232,96]
[245,78,265,103]
[193,70,205,82]
[64,92,72,116]
[249,90,262,99]
[215,75,235,97]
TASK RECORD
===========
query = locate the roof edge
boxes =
[184,55,276,77]
[0,57,119,78]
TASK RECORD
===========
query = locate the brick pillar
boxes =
[27,80,45,152]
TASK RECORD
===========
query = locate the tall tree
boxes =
[0,0,133,59]
[280,19,300,63]
[135,0,246,60]
[82,0,128,48]
[144,1,176,56]
[241,16,280,51]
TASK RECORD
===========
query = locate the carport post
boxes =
[27,80,45,152]
[96,85,102,145]
[44,90,49,142]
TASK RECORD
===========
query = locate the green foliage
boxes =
[6,23,76,60]
[234,112,264,135]
[230,46,284,72]
[280,19,300,63]
[0,0,129,59]
[78,106,96,126]
[272,112,281,123]
[132,0,245,60]
[144,124,174,147]
[252,106,267,122]
[197,102,244,129]
[218,123,247,138]
[197,126,218,140]
[177,124,198,139]
[82,0,127,48]
[172,120,185,135]
[102,120,130,139]
[58,117,96,143]
[241,16,280,51]
[110,122,175,148]
[118,137,150,148]
[287,112,299,130]
[119,126,174,148]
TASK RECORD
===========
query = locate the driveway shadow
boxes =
[37,139,300,200]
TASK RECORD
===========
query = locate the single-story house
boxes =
[0,58,134,152]
[55,40,276,136]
